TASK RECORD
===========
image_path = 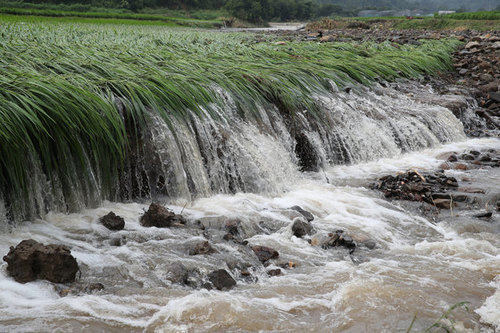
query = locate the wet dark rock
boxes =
[321,230,356,253]
[140,202,186,228]
[3,239,79,284]
[208,269,236,290]
[267,269,282,276]
[474,211,492,219]
[99,211,125,231]
[433,198,453,209]
[188,241,215,255]
[251,245,279,263]
[83,283,105,293]
[460,154,475,160]
[489,91,500,103]
[166,262,189,284]
[363,240,376,250]
[225,220,240,235]
[109,235,126,247]
[295,133,319,172]
[291,218,313,238]
[290,205,314,222]
[448,154,458,162]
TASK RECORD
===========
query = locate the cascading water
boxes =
[1,81,499,332]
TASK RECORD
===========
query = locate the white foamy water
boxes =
[1,138,499,332]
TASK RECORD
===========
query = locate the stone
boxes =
[140,203,186,228]
[448,154,458,162]
[492,41,500,49]
[188,241,215,255]
[290,205,314,222]
[99,211,125,231]
[433,198,452,209]
[208,269,236,290]
[83,283,105,293]
[474,212,492,219]
[3,239,79,284]
[458,68,468,75]
[488,92,500,103]
[166,262,189,284]
[251,245,279,263]
[465,41,480,49]
[454,163,468,170]
[291,218,313,238]
[479,74,493,83]
[363,240,376,250]
[267,269,282,276]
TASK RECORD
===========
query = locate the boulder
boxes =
[208,269,236,290]
[267,269,282,276]
[3,239,79,284]
[291,218,313,238]
[290,205,314,222]
[188,241,215,255]
[99,211,125,231]
[140,203,186,228]
[251,245,279,263]
[166,262,189,284]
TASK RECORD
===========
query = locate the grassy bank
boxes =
[308,14,500,31]
[0,17,460,217]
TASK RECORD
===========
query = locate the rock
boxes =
[3,239,79,284]
[140,203,186,228]
[458,68,468,75]
[267,269,282,276]
[188,241,215,255]
[433,198,452,209]
[290,205,314,222]
[224,220,240,235]
[83,283,105,293]
[474,211,492,219]
[99,211,125,231]
[479,74,493,83]
[460,154,475,160]
[291,218,313,238]
[166,262,189,284]
[454,163,468,170]
[363,240,376,250]
[320,35,335,42]
[208,269,236,290]
[465,41,480,49]
[321,231,356,252]
[489,92,500,103]
[492,41,500,49]
[448,154,458,162]
[459,187,485,194]
[251,245,279,263]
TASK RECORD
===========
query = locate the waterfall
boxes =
[0,81,466,221]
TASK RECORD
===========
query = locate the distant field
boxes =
[0,4,223,27]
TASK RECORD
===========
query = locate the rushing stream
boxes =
[0,82,499,332]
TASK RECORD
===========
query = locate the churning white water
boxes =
[0,80,498,332]
[1,135,499,332]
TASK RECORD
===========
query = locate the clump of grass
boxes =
[407,301,471,333]
[0,18,461,219]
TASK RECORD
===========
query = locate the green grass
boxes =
[445,11,500,20]
[0,6,223,28]
[0,17,461,219]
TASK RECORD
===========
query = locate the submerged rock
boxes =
[208,269,236,290]
[166,262,190,285]
[251,245,279,263]
[290,205,314,222]
[140,202,186,228]
[99,211,125,231]
[291,217,314,238]
[267,269,282,276]
[188,241,215,255]
[3,239,79,284]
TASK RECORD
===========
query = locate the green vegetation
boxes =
[307,15,500,31]
[0,17,460,218]
[407,301,471,332]
[445,10,500,20]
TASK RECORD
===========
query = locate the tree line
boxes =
[9,0,500,22]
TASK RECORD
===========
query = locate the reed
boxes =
[0,18,460,218]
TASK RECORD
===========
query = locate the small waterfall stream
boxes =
[1,81,499,332]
